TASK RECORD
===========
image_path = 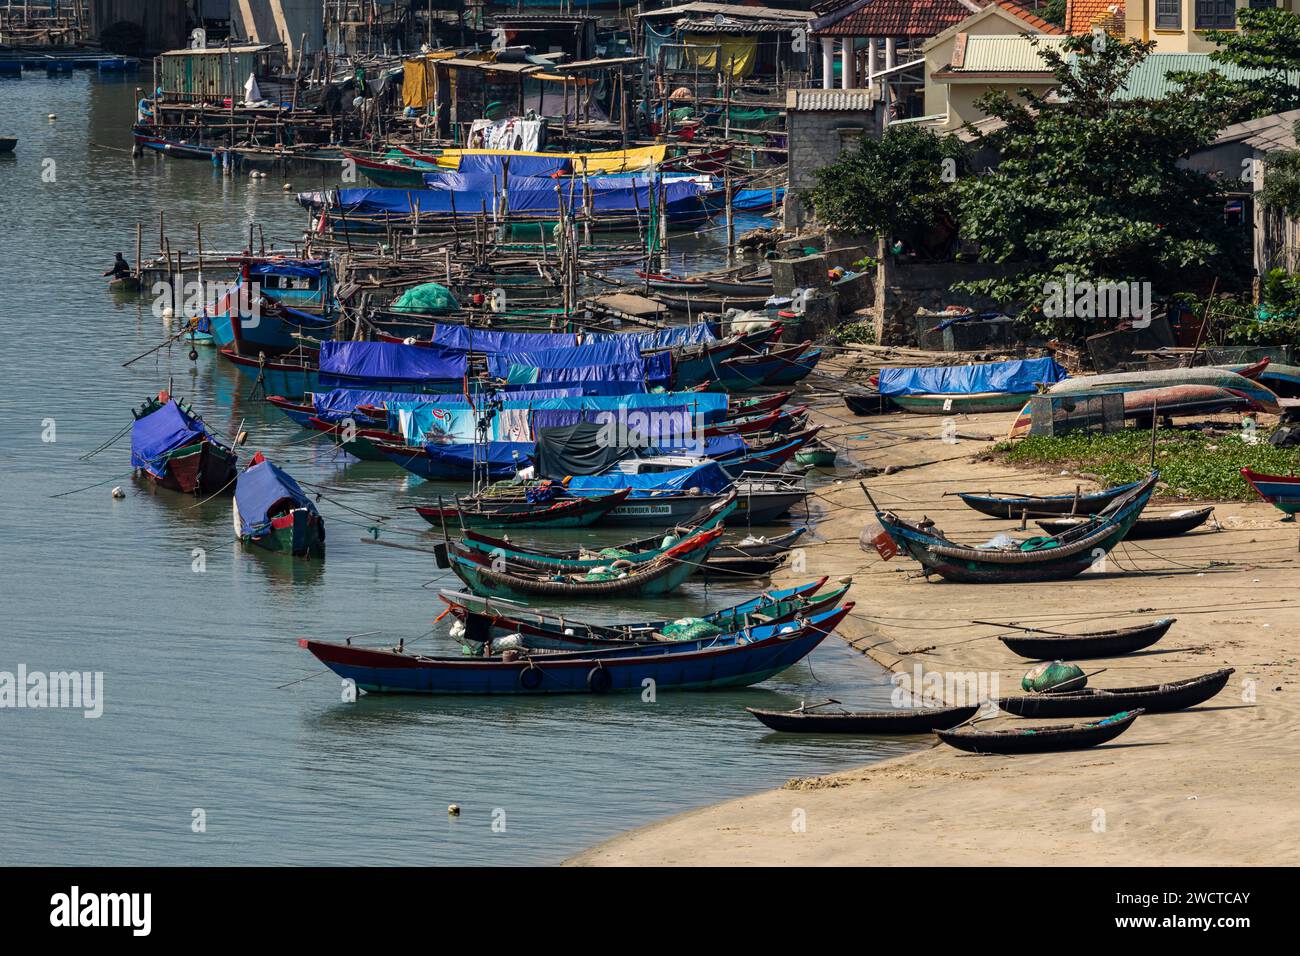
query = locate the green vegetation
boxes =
[1204,8,1300,119]
[803,124,965,258]
[835,320,877,346]
[994,429,1299,500]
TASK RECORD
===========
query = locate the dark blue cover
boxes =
[423,441,533,470]
[565,461,732,498]
[428,323,580,353]
[318,341,468,385]
[234,458,317,538]
[877,358,1068,397]
[249,260,324,279]
[311,388,428,422]
[131,401,215,477]
[586,324,717,350]
[487,342,669,392]
[453,153,572,178]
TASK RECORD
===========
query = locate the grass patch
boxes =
[992,429,1300,500]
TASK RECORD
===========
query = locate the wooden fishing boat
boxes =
[218,347,319,398]
[447,527,723,600]
[598,475,811,527]
[844,392,888,416]
[957,479,1145,518]
[655,290,772,313]
[1240,468,1300,516]
[997,617,1175,660]
[418,488,631,530]
[891,391,1029,414]
[746,703,980,734]
[714,346,810,392]
[232,453,325,558]
[698,551,788,580]
[130,392,238,495]
[763,347,822,387]
[344,149,431,188]
[297,603,852,695]
[935,710,1143,754]
[705,405,807,438]
[635,270,704,291]
[996,669,1233,718]
[438,577,837,650]
[1038,366,1282,414]
[1006,383,1259,439]
[377,441,529,482]
[1036,507,1214,540]
[702,274,774,297]
[875,473,1158,583]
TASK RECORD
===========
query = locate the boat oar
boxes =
[796,698,841,713]
[1033,668,1108,695]
[972,620,1067,636]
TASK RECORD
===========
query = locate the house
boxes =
[1067,1,1300,53]
[921,2,1064,128]
[1187,109,1300,277]
[638,3,815,81]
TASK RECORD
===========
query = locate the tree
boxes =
[1204,7,1300,118]
[802,125,966,258]
[1262,122,1300,220]
[954,35,1245,338]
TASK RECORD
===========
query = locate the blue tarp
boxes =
[427,323,580,353]
[312,388,419,423]
[130,401,216,477]
[488,342,658,395]
[731,187,785,211]
[423,441,533,472]
[522,391,730,422]
[565,461,733,498]
[586,323,718,350]
[234,458,317,538]
[453,153,572,178]
[249,260,324,279]
[877,358,1068,397]
[318,341,468,385]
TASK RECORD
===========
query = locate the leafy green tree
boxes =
[802,125,966,257]
[1205,7,1300,118]
[1262,123,1300,220]
[954,35,1245,338]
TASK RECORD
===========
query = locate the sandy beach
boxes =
[570,365,1300,866]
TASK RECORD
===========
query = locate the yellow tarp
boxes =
[432,144,667,173]
[682,34,757,79]
[402,59,435,109]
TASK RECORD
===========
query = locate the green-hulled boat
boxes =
[889,392,1031,414]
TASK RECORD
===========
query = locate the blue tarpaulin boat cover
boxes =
[565,461,733,498]
[488,342,666,394]
[131,401,218,477]
[452,153,571,178]
[312,388,421,422]
[318,341,468,385]
[423,441,533,471]
[877,358,1068,397]
[427,323,581,353]
[249,260,324,279]
[586,323,717,350]
[234,458,317,538]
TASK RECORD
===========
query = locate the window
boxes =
[1195,0,1237,29]
[1155,0,1181,29]
[1248,0,1278,9]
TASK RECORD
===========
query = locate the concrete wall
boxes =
[90,0,188,54]
[231,0,323,63]
[937,80,1055,130]
[784,108,878,231]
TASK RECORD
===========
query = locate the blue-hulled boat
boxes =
[298,603,852,694]
[378,440,533,481]
[204,258,334,351]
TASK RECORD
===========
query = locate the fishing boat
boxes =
[1240,468,1300,516]
[377,441,532,482]
[455,495,739,570]
[1037,366,1281,414]
[794,442,837,468]
[956,479,1146,519]
[874,473,1158,583]
[763,347,822,387]
[635,270,704,291]
[232,454,325,558]
[447,527,724,600]
[297,603,853,695]
[745,702,980,734]
[655,290,773,313]
[844,392,888,416]
[581,473,811,528]
[997,617,1175,660]
[1006,383,1262,438]
[219,347,320,398]
[996,669,1233,718]
[417,488,632,531]
[438,577,837,650]
[702,273,774,298]
[878,357,1068,416]
[1035,507,1214,540]
[891,392,1030,414]
[130,392,238,495]
[344,149,435,188]
[935,710,1143,754]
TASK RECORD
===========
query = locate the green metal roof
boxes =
[1096,53,1300,100]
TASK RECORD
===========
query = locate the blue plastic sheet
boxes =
[421,441,533,473]
[453,153,572,178]
[585,323,718,350]
[249,260,324,279]
[130,401,216,477]
[311,388,420,423]
[565,461,732,498]
[427,323,579,353]
[318,341,468,385]
[877,358,1068,397]
[234,458,317,537]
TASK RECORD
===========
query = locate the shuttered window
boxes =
[1195,0,1237,29]
[1156,0,1181,28]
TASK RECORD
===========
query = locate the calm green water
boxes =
[0,74,911,866]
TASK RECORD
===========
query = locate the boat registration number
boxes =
[614,504,673,516]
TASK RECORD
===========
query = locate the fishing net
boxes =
[1022,660,1086,693]
[390,282,461,314]
[662,618,722,642]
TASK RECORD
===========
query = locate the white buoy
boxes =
[447,804,460,816]
[282,182,292,191]
[111,487,125,499]
[48,113,57,121]
[162,306,174,322]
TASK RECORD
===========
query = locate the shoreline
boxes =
[568,372,1299,866]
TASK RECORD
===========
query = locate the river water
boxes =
[0,73,912,865]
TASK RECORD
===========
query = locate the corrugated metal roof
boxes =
[953,34,1068,72]
[1107,53,1300,100]
[788,88,875,111]
[640,3,814,21]
[1214,108,1300,153]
